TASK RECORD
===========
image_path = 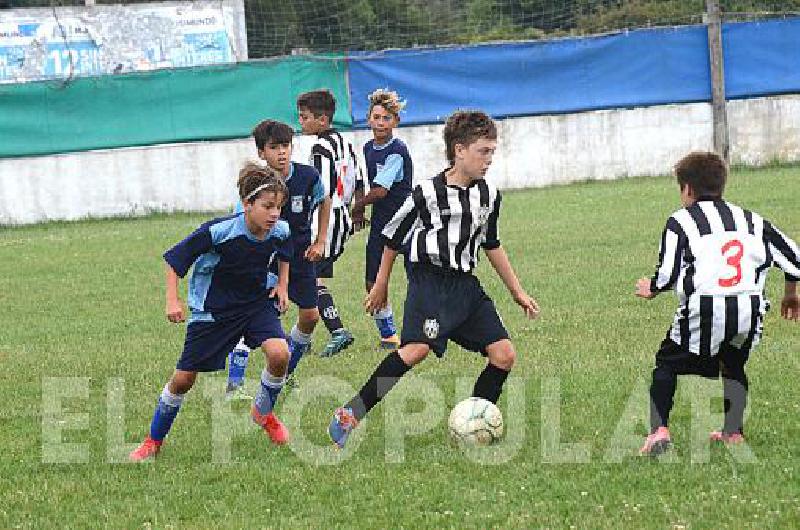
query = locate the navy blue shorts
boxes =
[316,255,336,279]
[365,229,411,284]
[269,254,318,309]
[177,302,285,372]
[401,263,509,357]
[287,258,318,310]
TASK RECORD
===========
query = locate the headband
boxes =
[244,183,275,202]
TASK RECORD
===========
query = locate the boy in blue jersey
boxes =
[224,121,331,439]
[351,89,413,350]
[130,164,294,461]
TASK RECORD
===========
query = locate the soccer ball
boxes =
[448,397,504,446]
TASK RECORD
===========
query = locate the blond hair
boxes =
[367,88,406,118]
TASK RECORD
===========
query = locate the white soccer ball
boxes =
[448,397,504,446]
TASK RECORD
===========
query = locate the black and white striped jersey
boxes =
[308,129,364,259]
[382,171,501,273]
[650,198,800,355]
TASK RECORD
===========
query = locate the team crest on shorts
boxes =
[291,196,304,213]
[423,318,439,340]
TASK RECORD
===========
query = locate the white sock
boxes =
[290,324,312,345]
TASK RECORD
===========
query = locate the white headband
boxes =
[245,183,273,202]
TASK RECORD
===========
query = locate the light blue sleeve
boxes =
[311,175,325,208]
[234,200,244,213]
[373,153,404,190]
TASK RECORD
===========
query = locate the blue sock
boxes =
[253,368,285,416]
[374,305,397,339]
[287,325,312,375]
[227,339,250,388]
[149,384,185,442]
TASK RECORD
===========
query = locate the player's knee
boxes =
[263,339,290,369]
[169,371,196,394]
[298,308,319,329]
[399,343,430,366]
[487,340,516,370]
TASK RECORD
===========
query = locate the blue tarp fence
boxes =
[348,17,800,128]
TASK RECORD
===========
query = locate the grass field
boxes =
[1,165,799,528]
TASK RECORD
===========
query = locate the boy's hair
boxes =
[443,110,497,165]
[367,88,406,118]
[252,120,294,151]
[674,151,727,198]
[237,162,287,204]
[297,89,336,122]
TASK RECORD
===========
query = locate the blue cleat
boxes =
[328,407,358,449]
[320,329,354,357]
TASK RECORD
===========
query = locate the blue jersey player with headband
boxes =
[130,163,293,461]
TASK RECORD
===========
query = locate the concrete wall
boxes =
[1,94,798,225]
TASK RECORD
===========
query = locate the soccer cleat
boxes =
[379,334,401,351]
[329,407,358,449]
[710,431,745,444]
[639,426,672,456]
[320,329,354,357]
[129,436,162,462]
[251,408,290,445]
[225,384,253,402]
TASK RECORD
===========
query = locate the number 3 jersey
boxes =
[649,198,800,355]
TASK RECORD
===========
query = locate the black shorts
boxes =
[654,337,749,379]
[401,263,509,357]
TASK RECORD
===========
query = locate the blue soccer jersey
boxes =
[163,213,292,321]
[363,137,413,228]
[235,162,324,257]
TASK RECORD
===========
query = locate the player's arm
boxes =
[485,247,539,320]
[365,187,420,313]
[365,246,398,313]
[306,195,331,262]
[164,263,185,323]
[269,225,293,313]
[311,143,336,199]
[480,191,538,319]
[764,220,800,321]
[636,217,685,299]
[271,259,290,314]
[351,144,368,231]
[353,154,403,213]
[162,223,213,323]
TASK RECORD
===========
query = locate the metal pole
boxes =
[706,0,730,161]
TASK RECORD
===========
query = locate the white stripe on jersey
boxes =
[651,199,800,355]
[382,172,501,273]
[309,130,363,259]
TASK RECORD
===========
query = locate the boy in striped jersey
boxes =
[636,152,800,456]
[328,110,540,448]
[297,90,365,357]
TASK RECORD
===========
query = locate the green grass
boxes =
[1,166,799,528]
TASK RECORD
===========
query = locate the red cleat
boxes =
[710,431,745,444]
[252,408,290,445]
[129,436,162,462]
[639,426,672,456]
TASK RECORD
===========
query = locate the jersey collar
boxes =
[372,137,396,151]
